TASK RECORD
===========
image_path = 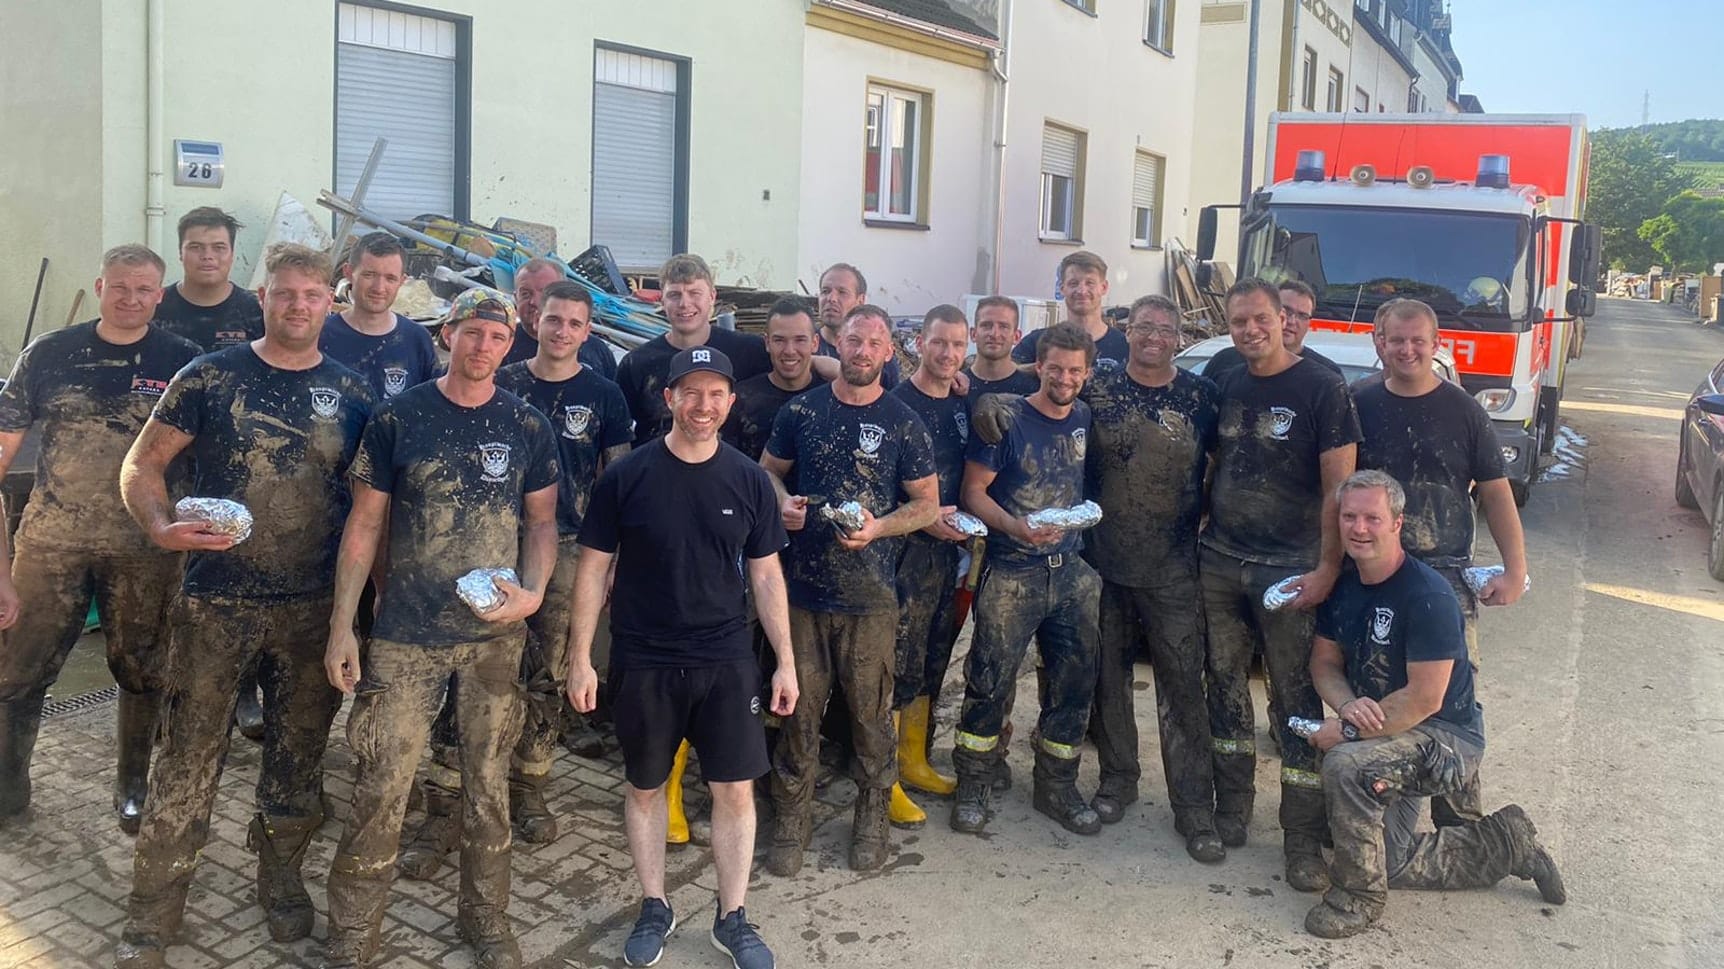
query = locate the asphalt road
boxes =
[702,296,1724,969]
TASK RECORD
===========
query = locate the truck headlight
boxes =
[1476,388,1516,413]
[1500,445,1521,465]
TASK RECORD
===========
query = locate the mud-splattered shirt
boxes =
[1202,357,1361,569]
[766,384,935,614]
[154,283,264,352]
[892,380,969,507]
[1354,380,1505,568]
[502,324,619,381]
[722,372,828,462]
[1011,325,1130,374]
[617,329,772,446]
[580,440,786,670]
[0,322,202,555]
[495,362,632,535]
[1316,556,1483,744]
[153,346,373,600]
[965,395,1091,565]
[318,313,440,402]
[1204,344,1345,383]
[963,366,1040,406]
[1082,367,1219,583]
[352,382,560,646]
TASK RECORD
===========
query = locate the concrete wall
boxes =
[1349,24,1414,114]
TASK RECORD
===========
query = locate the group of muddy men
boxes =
[0,206,1568,969]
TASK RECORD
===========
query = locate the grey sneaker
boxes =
[623,897,676,967]
[711,905,774,969]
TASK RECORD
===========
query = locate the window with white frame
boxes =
[1354,86,1371,113]
[1144,0,1174,51]
[1327,68,1345,111]
[1040,123,1085,240]
[1130,151,1164,248]
[1300,46,1318,109]
[863,85,926,222]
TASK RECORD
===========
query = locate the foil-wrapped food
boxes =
[1462,565,1530,597]
[457,567,519,615]
[821,501,866,534]
[174,497,254,544]
[1287,716,1325,740]
[1262,576,1300,611]
[1025,500,1103,531]
[948,511,989,537]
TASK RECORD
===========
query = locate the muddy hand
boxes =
[837,508,881,550]
[1287,566,1338,610]
[153,520,238,553]
[970,393,1014,445]
[483,576,543,624]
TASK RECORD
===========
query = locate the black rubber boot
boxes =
[1494,804,1568,905]
[248,813,321,942]
[234,667,265,744]
[0,694,43,824]
[849,787,891,871]
[457,911,522,969]
[1091,773,1138,826]
[1031,749,1101,836]
[398,786,462,880]
[1281,786,1331,892]
[509,770,558,845]
[115,689,157,836]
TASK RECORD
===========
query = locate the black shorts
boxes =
[609,659,770,790]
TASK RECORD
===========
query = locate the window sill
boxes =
[1038,235,1084,246]
[1059,0,1098,17]
[1142,40,1174,58]
[863,218,931,231]
[1130,243,1164,252]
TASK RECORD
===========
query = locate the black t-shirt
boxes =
[892,379,969,507]
[1203,357,1362,568]
[965,396,1091,565]
[0,322,202,555]
[152,346,373,600]
[1355,380,1506,567]
[616,328,772,446]
[766,384,936,614]
[154,283,265,352]
[1316,556,1484,745]
[579,440,787,670]
[1010,325,1131,375]
[963,366,1041,411]
[351,382,560,646]
[1082,367,1219,582]
[722,372,829,461]
[501,324,619,381]
[816,332,901,389]
[1206,344,1345,383]
[494,362,633,535]
[318,313,440,403]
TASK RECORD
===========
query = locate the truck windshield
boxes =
[1240,205,1531,331]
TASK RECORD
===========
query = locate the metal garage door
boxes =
[335,3,460,220]
[592,48,679,272]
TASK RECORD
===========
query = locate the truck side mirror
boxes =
[1566,288,1596,318]
[1196,207,1218,262]
[1569,223,1602,289]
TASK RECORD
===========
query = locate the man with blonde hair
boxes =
[1010,252,1130,372]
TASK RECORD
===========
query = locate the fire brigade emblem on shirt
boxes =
[1371,607,1394,645]
[309,387,341,420]
[562,405,593,439]
[954,409,969,441]
[858,422,885,456]
[382,367,409,397]
[1268,406,1296,441]
[479,442,512,482]
[1071,427,1087,460]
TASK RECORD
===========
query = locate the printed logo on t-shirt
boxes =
[1371,606,1394,645]
[1156,409,1192,440]
[309,387,342,420]
[749,695,762,716]
[382,367,409,397]
[479,442,512,482]
[954,409,969,441]
[1268,406,1297,441]
[1095,358,1121,374]
[1071,427,1088,460]
[857,422,886,456]
[130,376,170,398]
[562,404,593,439]
[215,330,249,347]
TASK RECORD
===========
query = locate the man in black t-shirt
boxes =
[952,323,1102,838]
[320,232,439,402]
[323,290,560,969]
[815,263,900,389]
[723,299,829,460]
[1302,471,1563,939]
[761,305,938,876]
[1200,278,1361,893]
[501,257,618,379]
[1080,295,1223,857]
[1203,279,1345,382]
[617,254,771,446]
[567,346,796,969]
[116,245,373,967]
[1008,252,1130,373]
[965,296,1041,401]
[0,245,200,836]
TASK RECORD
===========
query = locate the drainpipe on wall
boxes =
[1240,0,1262,207]
[145,0,166,254]
[988,0,1013,295]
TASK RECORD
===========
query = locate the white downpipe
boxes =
[989,0,1013,294]
[145,0,166,254]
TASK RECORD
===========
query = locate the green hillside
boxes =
[1679,161,1724,192]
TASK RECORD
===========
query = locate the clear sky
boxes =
[1449,0,1721,129]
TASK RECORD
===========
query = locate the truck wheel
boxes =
[1710,488,1724,582]
[1677,436,1700,509]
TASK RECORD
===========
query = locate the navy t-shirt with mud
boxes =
[722,372,829,461]
[1316,555,1484,745]
[1010,325,1131,374]
[495,362,632,535]
[580,440,787,670]
[964,395,1091,565]
[1082,367,1219,583]
[892,380,969,507]
[318,313,440,402]
[1354,380,1506,567]
[152,346,373,600]
[616,328,772,446]
[350,382,559,646]
[501,325,619,381]
[154,283,265,352]
[766,384,936,614]
[1202,357,1361,569]
[0,322,203,556]
[963,367,1040,405]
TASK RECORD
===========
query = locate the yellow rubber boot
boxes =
[888,713,927,828]
[898,696,956,796]
[666,740,690,845]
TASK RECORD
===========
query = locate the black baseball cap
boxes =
[665,345,735,387]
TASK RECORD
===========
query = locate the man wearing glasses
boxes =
[1204,280,1342,381]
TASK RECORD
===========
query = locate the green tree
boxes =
[1638,191,1724,273]
[1589,131,1684,270]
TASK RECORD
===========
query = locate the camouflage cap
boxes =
[443,288,518,328]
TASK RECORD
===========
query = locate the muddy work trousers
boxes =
[1200,545,1327,856]
[124,594,340,930]
[772,607,897,819]
[1428,564,1485,827]
[328,635,526,944]
[953,555,1100,778]
[1093,574,1216,835]
[893,534,963,709]
[1322,722,1505,915]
